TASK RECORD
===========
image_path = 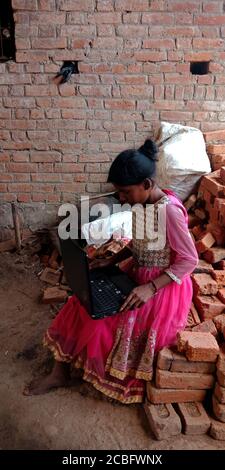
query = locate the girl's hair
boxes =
[107,139,158,186]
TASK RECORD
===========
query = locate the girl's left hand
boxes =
[119,283,155,312]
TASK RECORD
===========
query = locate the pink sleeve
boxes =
[164,203,198,284]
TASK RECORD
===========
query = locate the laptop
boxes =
[60,238,137,319]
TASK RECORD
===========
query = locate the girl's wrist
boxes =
[149,280,157,295]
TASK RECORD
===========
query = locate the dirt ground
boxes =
[0,250,225,451]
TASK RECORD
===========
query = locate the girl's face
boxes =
[114,182,151,206]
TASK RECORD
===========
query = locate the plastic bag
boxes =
[154,121,211,201]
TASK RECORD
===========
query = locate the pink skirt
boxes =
[44,258,192,404]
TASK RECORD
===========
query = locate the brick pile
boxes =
[145,157,225,440]
[39,238,129,304]
[204,130,225,171]
[212,346,225,425]
[144,331,222,440]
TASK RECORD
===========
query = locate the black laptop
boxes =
[60,238,137,319]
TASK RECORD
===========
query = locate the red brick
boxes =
[195,232,216,254]
[31,38,67,49]
[220,167,225,183]
[59,0,94,11]
[201,170,225,197]
[0,239,16,253]
[185,52,212,62]
[176,402,211,435]
[214,382,225,404]
[195,15,225,25]
[217,347,225,371]
[204,129,225,143]
[218,289,225,304]
[192,320,217,337]
[193,38,224,49]
[42,286,68,304]
[115,0,149,10]
[88,12,121,23]
[147,382,207,404]
[211,155,225,171]
[177,331,219,362]
[210,418,225,440]
[195,295,225,320]
[39,267,60,286]
[208,143,225,155]
[172,350,215,374]
[186,303,201,328]
[143,38,175,49]
[191,226,204,240]
[157,348,173,370]
[184,194,197,212]
[194,259,214,274]
[203,247,225,264]
[12,0,37,9]
[194,208,207,221]
[142,13,174,24]
[158,347,215,374]
[155,369,214,390]
[213,395,225,423]
[134,51,166,62]
[104,99,135,110]
[143,402,181,440]
[206,224,225,246]
[192,273,218,296]
[212,271,225,287]
[217,369,225,388]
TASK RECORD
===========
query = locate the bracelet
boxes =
[150,280,157,295]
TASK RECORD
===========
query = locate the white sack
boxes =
[154,121,211,201]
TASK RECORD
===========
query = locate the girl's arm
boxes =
[154,204,198,290]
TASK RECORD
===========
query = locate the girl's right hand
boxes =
[89,257,114,271]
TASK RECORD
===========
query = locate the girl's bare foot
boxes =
[23,361,70,396]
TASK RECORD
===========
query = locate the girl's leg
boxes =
[23,360,71,396]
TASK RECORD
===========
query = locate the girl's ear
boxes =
[143,178,152,190]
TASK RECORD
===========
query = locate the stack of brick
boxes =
[212,344,225,428]
[144,332,219,440]
[184,165,225,327]
[40,249,70,304]
[204,130,225,171]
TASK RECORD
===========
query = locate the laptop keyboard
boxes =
[90,276,126,319]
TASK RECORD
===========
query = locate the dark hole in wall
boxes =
[0,0,15,62]
[190,61,210,75]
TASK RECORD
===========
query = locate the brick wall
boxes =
[1,0,225,233]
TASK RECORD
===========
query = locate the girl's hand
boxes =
[89,257,113,271]
[119,283,155,312]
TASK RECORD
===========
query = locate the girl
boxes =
[24,139,198,403]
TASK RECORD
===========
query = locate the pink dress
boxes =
[44,191,198,404]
